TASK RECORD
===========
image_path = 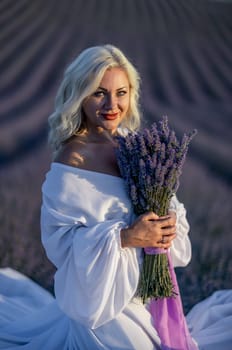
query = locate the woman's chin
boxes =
[100,119,121,134]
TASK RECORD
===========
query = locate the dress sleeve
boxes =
[169,195,192,267]
[40,171,140,329]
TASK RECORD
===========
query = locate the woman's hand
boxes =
[121,211,176,249]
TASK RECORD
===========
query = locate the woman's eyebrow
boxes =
[97,86,128,91]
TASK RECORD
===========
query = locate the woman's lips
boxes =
[102,112,119,120]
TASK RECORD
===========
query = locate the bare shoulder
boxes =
[54,137,85,168]
[54,135,120,176]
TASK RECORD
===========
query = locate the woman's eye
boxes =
[117,90,127,96]
[93,91,105,97]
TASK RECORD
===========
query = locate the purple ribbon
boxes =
[144,248,198,350]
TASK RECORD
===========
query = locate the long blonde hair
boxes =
[48,44,142,157]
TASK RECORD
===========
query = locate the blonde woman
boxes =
[45,44,179,349]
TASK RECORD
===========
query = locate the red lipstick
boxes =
[102,112,119,120]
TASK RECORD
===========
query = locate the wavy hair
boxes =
[48,44,142,157]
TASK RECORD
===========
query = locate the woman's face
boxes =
[82,67,130,135]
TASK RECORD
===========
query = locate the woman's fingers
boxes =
[141,211,176,226]
[158,216,176,228]
[161,225,176,235]
[141,211,160,221]
[122,211,177,249]
[160,232,176,243]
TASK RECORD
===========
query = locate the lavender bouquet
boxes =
[115,116,197,302]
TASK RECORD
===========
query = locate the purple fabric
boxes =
[145,248,198,350]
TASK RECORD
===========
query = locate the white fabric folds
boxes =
[41,163,191,330]
[0,162,231,349]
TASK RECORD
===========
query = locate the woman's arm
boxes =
[41,167,141,329]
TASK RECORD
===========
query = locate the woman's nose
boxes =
[104,93,117,110]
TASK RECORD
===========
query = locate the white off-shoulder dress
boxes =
[0,162,231,349]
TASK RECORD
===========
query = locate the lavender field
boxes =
[0,0,231,313]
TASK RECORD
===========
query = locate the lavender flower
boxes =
[115,116,197,301]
